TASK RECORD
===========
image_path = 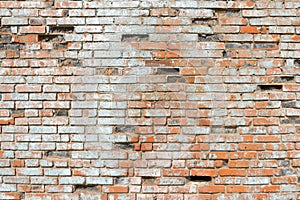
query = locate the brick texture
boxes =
[0,0,300,199]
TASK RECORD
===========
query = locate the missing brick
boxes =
[121,34,149,42]
[281,118,300,124]
[59,59,82,67]
[273,76,294,83]
[74,185,99,192]
[53,42,69,50]
[199,34,221,42]
[45,151,70,158]
[55,109,68,117]
[186,176,212,183]
[157,68,179,75]
[48,26,74,33]
[294,59,300,67]
[38,34,64,42]
[114,143,134,150]
[258,85,282,91]
[0,43,24,50]
[282,101,298,108]
[114,126,135,133]
[142,177,156,184]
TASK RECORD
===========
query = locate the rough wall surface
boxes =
[0,0,300,199]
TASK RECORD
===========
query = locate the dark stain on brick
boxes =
[225,43,251,49]
[45,151,70,158]
[0,35,12,43]
[96,68,119,75]
[187,176,212,182]
[258,85,282,91]
[30,19,46,26]
[279,168,295,176]
[278,160,290,167]
[167,76,185,83]
[157,68,179,75]
[253,43,277,50]
[49,26,74,33]
[38,34,64,42]
[121,34,149,42]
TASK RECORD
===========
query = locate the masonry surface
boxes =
[0,0,299,199]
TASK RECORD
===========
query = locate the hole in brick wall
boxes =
[53,43,68,50]
[19,193,25,199]
[114,126,135,133]
[142,177,156,184]
[187,176,212,182]
[59,59,83,67]
[294,59,300,67]
[54,109,68,117]
[74,185,99,191]
[281,118,300,124]
[282,101,297,108]
[0,43,24,50]
[198,34,221,42]
[157,68,179,75]
[273,76,294,83]
[121,34,149,42]
[45,151,70,158]
[48,26,74,33]
[38,34,63,42]
[258,85,282,91]
[114,143,134,150]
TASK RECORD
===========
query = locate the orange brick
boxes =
[219,169,246,176]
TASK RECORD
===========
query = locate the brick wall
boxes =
[0,0,300,199]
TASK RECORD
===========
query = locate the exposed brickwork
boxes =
[0,0,300,199]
